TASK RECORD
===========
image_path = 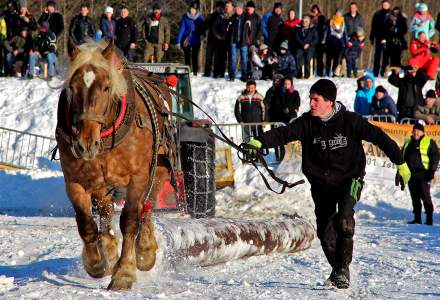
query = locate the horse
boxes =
[56,39,174,290]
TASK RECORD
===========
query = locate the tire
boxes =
[180,134,216,218]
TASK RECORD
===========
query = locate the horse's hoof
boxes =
[107,277,134,291]
[82,245,107,278]
[99,233,119,276]
[136,251,157,271]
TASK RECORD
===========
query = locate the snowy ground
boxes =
[0,74,439,299]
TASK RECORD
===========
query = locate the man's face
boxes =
[189,7,197,16]
[375,91,384,99]
[425,97,436,106]
[153,8,161,15]
[47,5,55,13]
[349,4,358,14]
[20,7,28,15]
[280,48,286,54]
[273,78,282,87]
[20,30,27,38]
[121,8,129,18]
[80,6,88,16]
[303,17,310,28]
[246,7,255,15]
[412,128,424,140]
[366,78,373,89]
[309,92,333,117]
[246,84,256,94]
[382,1,390,10]
[274,7,281,15]
[235,6,243,15]
[225,3,233,14]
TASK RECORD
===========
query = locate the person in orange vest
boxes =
[399,122,439,225]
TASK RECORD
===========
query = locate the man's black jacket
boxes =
[403,136,439,175]
[38,12,64,38]
[115,16,138,50]
[388,70,428,114]
[69,15,96,45]
[257,103,404,186]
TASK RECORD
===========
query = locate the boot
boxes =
[408,213,422,224]
[334,268,350,289]
[324,269,337,286]
[425,212,433,226]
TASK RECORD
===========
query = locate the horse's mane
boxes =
[67,41,127,99]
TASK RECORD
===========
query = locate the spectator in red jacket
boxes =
[408,31,439,79]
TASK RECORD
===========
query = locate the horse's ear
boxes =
[67,38,80,61]
[102,42,114,62]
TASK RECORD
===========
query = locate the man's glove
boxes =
[395,172,405,190]
[244,138,263,158]
[396,163,411,184]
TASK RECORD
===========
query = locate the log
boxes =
[154,216,315,266]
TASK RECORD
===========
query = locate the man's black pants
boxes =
[408,172,434,215]
[311,180,359,272]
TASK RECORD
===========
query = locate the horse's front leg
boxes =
[92,189,119,276]
[108,176,145,291]
[66,182,107,278]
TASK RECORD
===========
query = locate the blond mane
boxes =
[67,42,127,99]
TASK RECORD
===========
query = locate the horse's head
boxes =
[66,39,126,160]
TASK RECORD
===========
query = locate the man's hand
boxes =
[244,139,262,158]
[304,43,310,50]
[13,50,18,56]
[397,163,411,184]
[130,43,136,49]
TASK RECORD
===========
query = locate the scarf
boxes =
[321,102,341,122]
[152,13,161,21]
[284,18,301,28]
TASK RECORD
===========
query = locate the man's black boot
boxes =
[334,268,350,289]
[425,212,433,226]
[324,269,337,286]
[408,213,422,224]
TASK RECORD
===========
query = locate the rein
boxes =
[143,76,305,194]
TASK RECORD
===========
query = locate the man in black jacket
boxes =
[235,80,266,138]
[294,15,318,79]
[115,5,138,62]
[245,79,411,289]
[211,0,233,78]
[400,122,439,226]
[344,2,364,37]
[266,2,283,51]
[69,3,95,45]
[370,0,391,77]
[38,1,64,38]
[29,21,57,80]
[203,1,224,77]
[388,67,429,121]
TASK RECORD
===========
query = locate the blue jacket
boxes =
[409,12,435,39]
[354,74,376,116]
[177,12,205,47]
[100,16,116,40]
[262,12,272,43]
[370,91,398,117]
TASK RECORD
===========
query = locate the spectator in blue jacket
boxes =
[273,40,296,79]
[261,11,272,45]
[99,6,116,42]
[370,85,398,118]
[354,74,375,115]
[409,3,435,40]
[177,1,205,75]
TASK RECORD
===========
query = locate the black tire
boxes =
[180,135,216,218]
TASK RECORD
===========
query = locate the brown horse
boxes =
[56,40,173,290]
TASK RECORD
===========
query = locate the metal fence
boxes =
[0,126,57,170]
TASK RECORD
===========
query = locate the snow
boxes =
[0,74,439,299]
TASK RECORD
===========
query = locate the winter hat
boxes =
[416,3,428,12]
[19,0,27,8]
[165,75,178,87]
[426,89,437,98]
[310,79,337,102]
[104,6,113,14]
[413,122,425,132]
[246,1,255,8]
[273,2,282,10]
[152,2,161,10]
[235,1,244,9]
[189,1,199,10]
[375,85,386,94]
[215,0,225,8]
[273,73,284,81]
[356,28,365,38]
[280,40,289,50]
[259,44,268,51]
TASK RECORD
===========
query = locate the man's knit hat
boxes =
[310,79,337,102]
[413,122,425,132]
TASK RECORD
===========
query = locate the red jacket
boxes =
[409,38,431,57]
